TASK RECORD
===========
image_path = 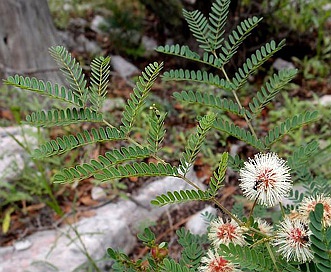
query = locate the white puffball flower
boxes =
[239,153,292,207]
[199,249,238,272]
[208,217,246,248]
[273,218,313,263]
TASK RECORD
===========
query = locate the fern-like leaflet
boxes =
[120,62,163,135]
[179,113,216,176]
[49,46,88,104]
[207,152,228,197]
[89,56,111,111]
[151,189,209,207]
[163,69,231,90]
[263,111,319,147]
[147,108,166,154]
[4,75,82,106]
[207,0,231,52]
[173,90,250,118]
[25,108,103,127]
[248,69,298,116]
[230,40,286,91]
[213,117,265,150]
[33,127,125,158]
[218,16,262,68]
[309,203,331,272]
[182,9,211,52]
[53,146,152,183]
[85,162,178,184]
[155,45,200,62]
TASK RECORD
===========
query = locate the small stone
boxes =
[141,36,158,57]
[90,15,108,34]
[13,240,32,251]
[111,55,140,79]
[91,186,107,201]
[186,206,217,235]
[318,95,331,106]
[273,58,295,71]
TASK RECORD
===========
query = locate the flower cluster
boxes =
[199,152,330,270]
[239,153,292,207]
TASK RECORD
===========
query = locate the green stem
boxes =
[266,242,280,272]
[249,196,260,218]
[221,67,258,140]
[279,202,286,218]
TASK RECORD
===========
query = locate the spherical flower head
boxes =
[239,152,292,207]
[208,217,246,247]
[255,218,273,236]
[199,250,237,272]
[273,218,313,263]
[298,194,331,227]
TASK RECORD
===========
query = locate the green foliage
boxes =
[53,146,152,183]
[49,46,88,104]
[33,127,125,158]
[207,152,228,197]
[89,56,111,112]
[173,90,249,117]
[147,108,166,154]
[179,113,216,176]
[213,117,265,150]
[4,75,82,106]
[150,189,209,207]
[309,203,331,272]
[248,69,298,116]
[24,108,103,127]
[220,243,274,271]
[263,111,319,147]
[120,62,163,135]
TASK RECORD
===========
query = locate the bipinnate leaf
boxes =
[173,90,249,117]
[4,75,82,106]
[248,69,298,116]
[120,62,163,135]
[89,56,111,111]
[49,46,88,104]
[218,16,262,67]
[33,127,125,158]
[179,113,216,176]
[207,152,228,196]
[264,111,319,147]
[309,203,331,272]
[147,109,166,154]
[57,162,178,184]
[25,108,103,127]
[213,117,265,150]
[230,40,286,91]
[151,189,209,207]
[52,146,152,183]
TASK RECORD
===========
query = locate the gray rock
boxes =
[318,95,331,106]
[141,36,158,57]
[90,15,109,34]
[111,55,140,79]
[91,186,107,201]
[0,126,39,182]
[0,169,205,271]
[273,58,295,71]
[102,97,125,112]
[186,206,217,235]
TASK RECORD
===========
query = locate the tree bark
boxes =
[0,0,64,85]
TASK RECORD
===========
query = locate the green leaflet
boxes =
[53,146,152,183]
[25,108,103,127]
[120,62,163,135]
[49,46,88,104]
[33,127,125,158]
[4,75,82,106]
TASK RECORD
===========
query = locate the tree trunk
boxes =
[0,0,64,85]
